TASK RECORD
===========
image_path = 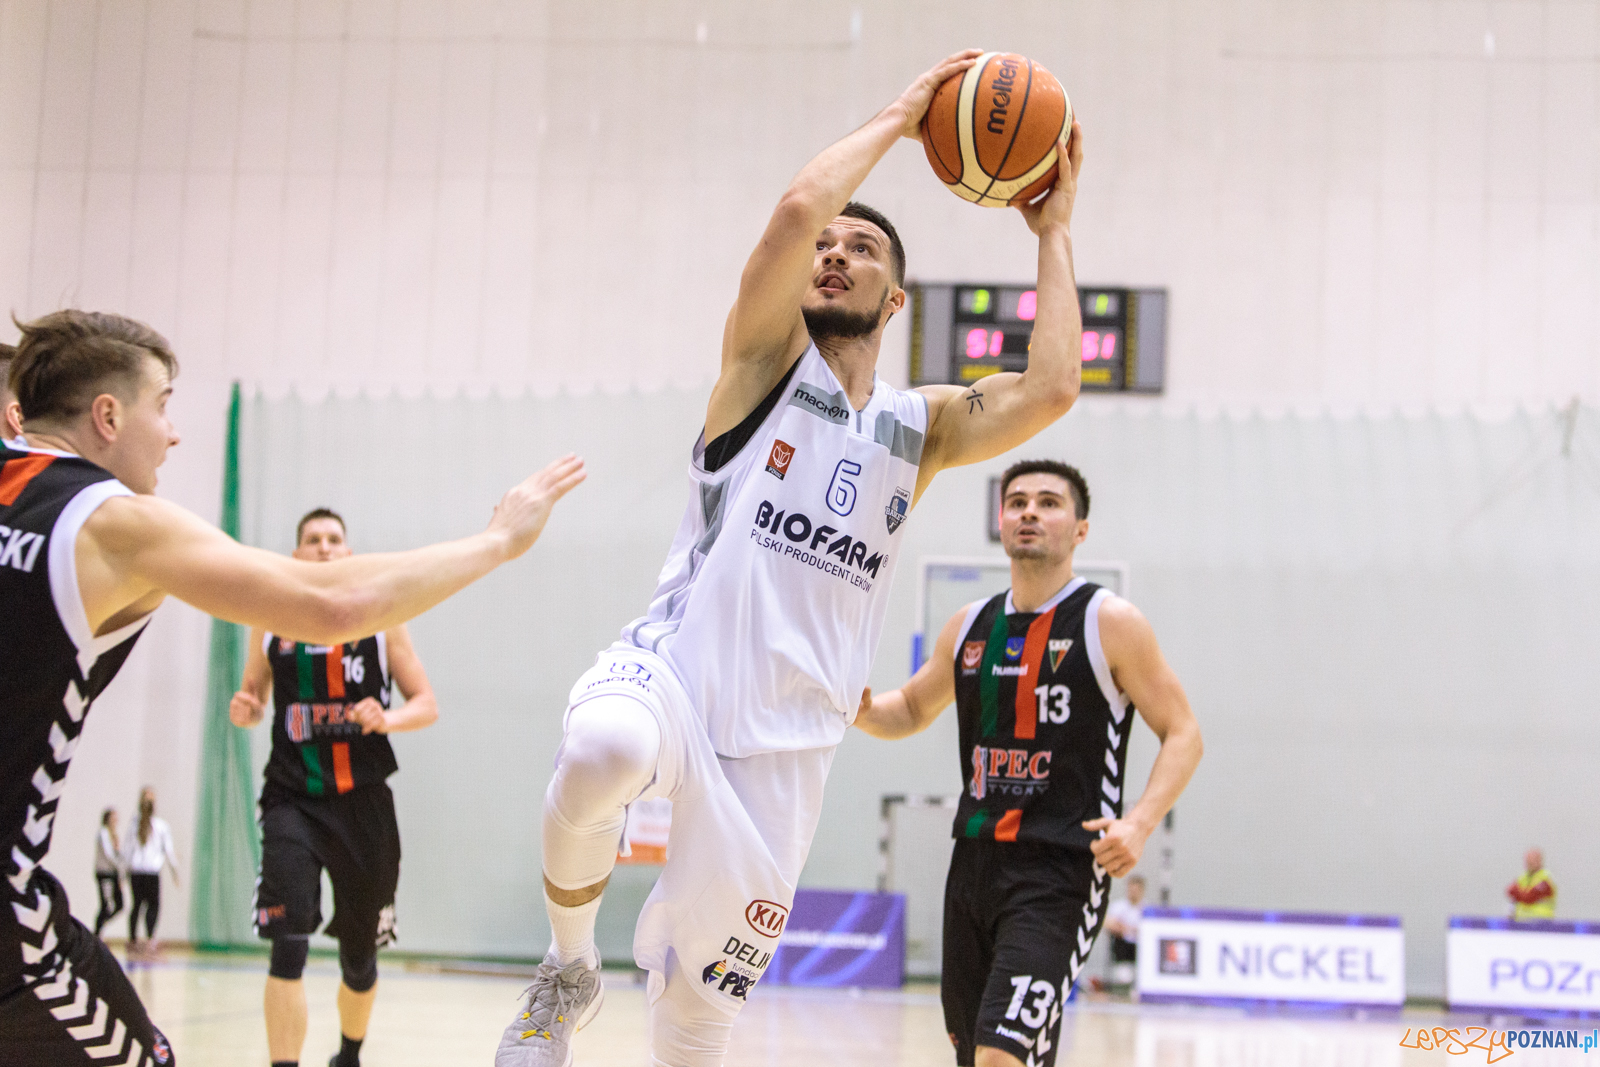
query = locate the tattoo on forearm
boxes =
[964,389,984,414]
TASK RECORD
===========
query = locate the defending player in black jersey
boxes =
[0,310,583,1067]
[231,508,437,1067]
[857,460,1203,1067]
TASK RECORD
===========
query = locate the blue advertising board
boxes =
[769,889,906,989]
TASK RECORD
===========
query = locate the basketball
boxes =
[921,51,1072,208]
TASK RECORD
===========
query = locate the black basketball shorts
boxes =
[254,783,401,954]
[941,838,1110,1067]
[0,869,174,1066]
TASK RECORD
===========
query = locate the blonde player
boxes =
[497,50,1086,1067]
[0,309,582,1066]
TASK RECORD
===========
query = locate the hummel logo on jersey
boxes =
[0,524,46,573]
[884,487,910,534]
[765,439,795,479]
[1048,638,1074,671]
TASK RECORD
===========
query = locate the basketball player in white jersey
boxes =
[497,49,1086,1067]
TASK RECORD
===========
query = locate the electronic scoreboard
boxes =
[908,283,1167,392]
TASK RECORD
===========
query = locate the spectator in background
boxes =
[1103,874,1146,992]
[0,342,23,438]
[1508,848,1556,920]
[123,787,180,957]
[92,807,124,939]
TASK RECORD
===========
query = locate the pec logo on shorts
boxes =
[745,899,789,938]
[961,641,984,672]
[1159,937,1198,976]
[702,958,754,999]
[152,1032,172,1064]
[766,439,796,479]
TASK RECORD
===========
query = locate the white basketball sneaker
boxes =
[495,951,605,1067]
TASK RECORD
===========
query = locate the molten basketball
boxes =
[921,52,1072,208]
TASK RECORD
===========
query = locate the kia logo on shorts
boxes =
[745,900,789,938]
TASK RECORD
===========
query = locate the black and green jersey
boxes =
[263,633,397,798]
[950,578,1134,849]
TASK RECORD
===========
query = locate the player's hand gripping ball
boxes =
[921,52,1072,207]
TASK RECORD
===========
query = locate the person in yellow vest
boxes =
[1507,848,1556,920]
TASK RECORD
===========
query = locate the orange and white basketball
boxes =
[921,52,1072,208]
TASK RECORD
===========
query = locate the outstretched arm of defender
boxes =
[853,604,967,739]
[80,454,585,645]
[1082,598,1203,877]
[915,125,1085,500]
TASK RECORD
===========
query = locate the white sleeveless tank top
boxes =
[621,345,928,756]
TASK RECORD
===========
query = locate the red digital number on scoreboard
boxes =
[1082,330,1117,362]
[964,328,1006,359]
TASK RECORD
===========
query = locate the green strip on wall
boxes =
[190,382,262,947]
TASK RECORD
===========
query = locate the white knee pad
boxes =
[648,951,736,1067]
[543,694,662,891]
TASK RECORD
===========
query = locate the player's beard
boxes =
[803,288,889,342]
[1005,532,1064,564]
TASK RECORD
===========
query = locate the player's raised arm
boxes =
[80,454,585,646]
[709,50,981,437]
[1081,596,1204,877]
[916,124,1085,497]
[854,602,968,739]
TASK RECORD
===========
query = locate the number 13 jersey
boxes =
[622,345,927,757]
[951,578,1136,849]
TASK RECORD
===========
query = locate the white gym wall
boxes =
[3,0,1597,993]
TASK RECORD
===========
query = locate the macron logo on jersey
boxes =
[0,524,46,573]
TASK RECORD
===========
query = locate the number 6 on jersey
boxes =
[827,460,862,516]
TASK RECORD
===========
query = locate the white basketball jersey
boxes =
[622,344,927,756]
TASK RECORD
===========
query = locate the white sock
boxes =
[546,890,601,967]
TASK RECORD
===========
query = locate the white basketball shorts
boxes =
[565,644,835,1017]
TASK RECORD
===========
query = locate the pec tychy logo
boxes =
[970,745,1053,801]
